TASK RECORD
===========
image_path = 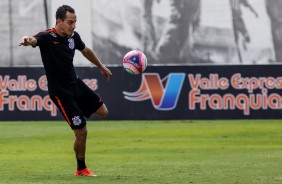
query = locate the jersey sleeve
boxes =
[33,31,48,47]
[74,32,86,51]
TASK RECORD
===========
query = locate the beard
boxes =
[61,27,74,37]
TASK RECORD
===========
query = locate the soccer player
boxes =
[19,5,112,176]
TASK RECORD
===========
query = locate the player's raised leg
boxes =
[94,104,108,117]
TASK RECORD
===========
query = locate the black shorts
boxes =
[50,79,103,129]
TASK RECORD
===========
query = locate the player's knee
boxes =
[74,127,87,139]
[95,104,108,117]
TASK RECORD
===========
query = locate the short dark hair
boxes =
[56,5,75,21]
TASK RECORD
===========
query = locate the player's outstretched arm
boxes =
[19,36,37,47]
[80,47,112,79]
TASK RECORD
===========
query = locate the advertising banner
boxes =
[1,65,282,120]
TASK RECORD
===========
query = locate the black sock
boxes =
[76,157,87,170]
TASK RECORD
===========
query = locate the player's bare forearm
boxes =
[19,36,37,46]
[81,47,104,68]
[81,47,112,79]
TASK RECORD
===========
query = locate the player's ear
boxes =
[56,18,62,25]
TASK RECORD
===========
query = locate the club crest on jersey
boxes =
[68,38,75,49]
[72,116,81,126]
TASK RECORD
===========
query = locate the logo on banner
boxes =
[123,73,185,110]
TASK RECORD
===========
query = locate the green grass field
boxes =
[0,120,281,184]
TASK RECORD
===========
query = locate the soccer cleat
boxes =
[75,168,97,176]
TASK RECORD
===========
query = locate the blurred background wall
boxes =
[1,0,282,66]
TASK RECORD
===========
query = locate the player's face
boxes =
[61,12,76,36]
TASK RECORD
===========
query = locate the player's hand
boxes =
[19,36,33,46]
[100,65,112,79]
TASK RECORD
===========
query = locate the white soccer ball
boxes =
[123,50,147,75]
